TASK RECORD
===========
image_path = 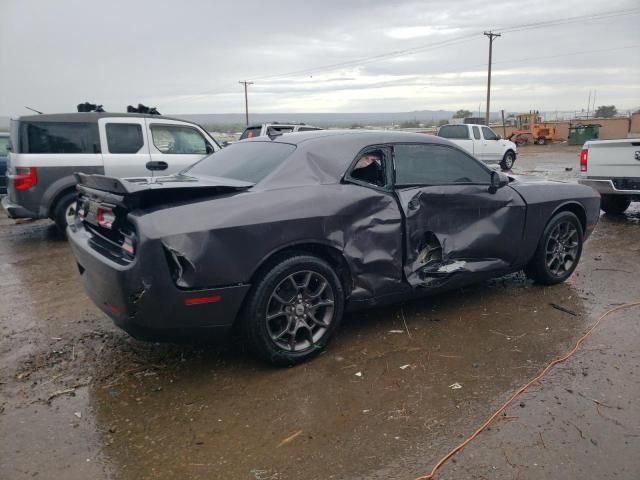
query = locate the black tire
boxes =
[536,137,546,145]
[525,211,583,285]
[600,195,631,215]
[52,191,78,235]
[500,150,516,171]
[241,254,344,366]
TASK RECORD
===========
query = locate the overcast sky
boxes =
[0,0,638,115]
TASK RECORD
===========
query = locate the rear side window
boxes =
[0,136,9,155]
[20,122,100,154]
[106,124,144,154]
[186,141,295,183]
[151,125,207,154]
[394,144,490,186]
[437,125,470,140]
[297,127,322,132]
[239,127,262,140]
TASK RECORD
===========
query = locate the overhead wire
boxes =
[250,8,640,82]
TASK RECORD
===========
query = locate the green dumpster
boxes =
[568,124,600,145]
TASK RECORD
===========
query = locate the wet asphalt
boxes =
[1,144,639,480]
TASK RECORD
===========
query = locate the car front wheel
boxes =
[500,150,516,171]
[525,211,583,285]
[241,254,344,366]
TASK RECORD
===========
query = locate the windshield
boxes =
[185,141,296,183]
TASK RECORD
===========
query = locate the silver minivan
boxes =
[2,112,220,232]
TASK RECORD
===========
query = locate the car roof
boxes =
[246,129,450,145]
[243,122,319,128]
[245,129,456,189]
[16,112,200,125]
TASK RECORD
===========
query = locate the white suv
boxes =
[2,112,219,232]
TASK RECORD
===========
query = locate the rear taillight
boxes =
[580,149,588,172]
[13,167,37,190]
[96,206,116,229]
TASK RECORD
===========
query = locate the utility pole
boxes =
[238,80,253,126]
[484,31,501,125]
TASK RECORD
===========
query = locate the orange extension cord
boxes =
[415,301,640,480]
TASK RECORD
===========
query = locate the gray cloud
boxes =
[0,0,638,115]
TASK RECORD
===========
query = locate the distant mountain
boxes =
[173,111,456,129]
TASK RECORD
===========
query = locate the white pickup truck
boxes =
[578,138,640,214]
[437,124,518,171]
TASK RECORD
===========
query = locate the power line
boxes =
[250,8,639,82]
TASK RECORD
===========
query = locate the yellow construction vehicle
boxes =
[509,110,556,145]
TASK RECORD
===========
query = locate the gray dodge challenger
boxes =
[68,130,600,365]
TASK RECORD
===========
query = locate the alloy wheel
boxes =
[266,270,335,352]
[545,220,579,277]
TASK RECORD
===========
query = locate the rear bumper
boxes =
[1,195,38,218]
[67,224,251,341]
[579,178,640,196]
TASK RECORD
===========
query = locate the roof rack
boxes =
[77,102,105,113]
[127,104,161,115]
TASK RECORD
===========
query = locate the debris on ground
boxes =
[277,430,303,448]
[549,303,578,316]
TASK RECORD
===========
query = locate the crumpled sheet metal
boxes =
[398,185,526,287]
[151,182,405,299]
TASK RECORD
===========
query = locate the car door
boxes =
[100,118,151,178]
[146,120,216,175]
[392,143,526,288]
[480,126,503,163]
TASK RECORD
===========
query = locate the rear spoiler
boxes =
[75,173,254,196]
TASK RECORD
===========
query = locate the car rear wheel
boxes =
[500,150,516,171]
[600,195,631,215]
[241,254,344,366]
[53,192,78,235]
[525,211,583,285]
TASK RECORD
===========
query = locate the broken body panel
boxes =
[67,131,600,340]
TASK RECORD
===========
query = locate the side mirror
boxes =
[489,171,509,192]
[146,161,169,172]
[205,143,215,154]
[496,134,502,140]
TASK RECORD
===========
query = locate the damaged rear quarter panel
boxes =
[138,183,405,299]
